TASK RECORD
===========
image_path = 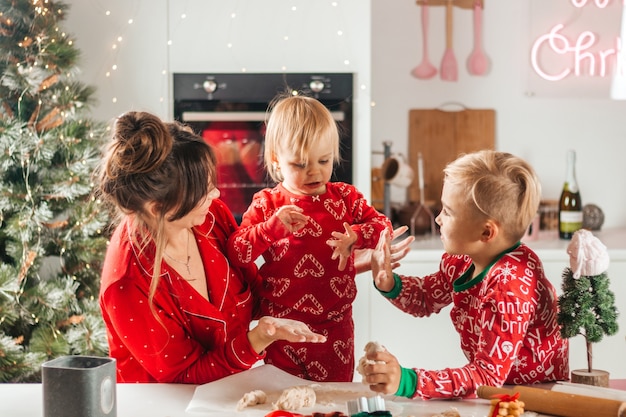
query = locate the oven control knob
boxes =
[309,80,325,93]
[203,80,217,94]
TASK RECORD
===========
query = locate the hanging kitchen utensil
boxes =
[440,0,458,81]
[410,152,437,236]
[467,0,490,76]
[411,0,437,79]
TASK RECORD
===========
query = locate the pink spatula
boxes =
[467,1,490,76]
[411,0,437,79]
[440,0,458,82]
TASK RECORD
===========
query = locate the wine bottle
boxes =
[558,150,582,239]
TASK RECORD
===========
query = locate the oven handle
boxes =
[181,111,345,122]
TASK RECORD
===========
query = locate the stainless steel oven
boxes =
[173,72,354,222]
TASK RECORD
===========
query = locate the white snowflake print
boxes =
[494,261,517,284]
[512,354,528,372]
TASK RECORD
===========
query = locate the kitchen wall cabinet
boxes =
[353,228,626,380]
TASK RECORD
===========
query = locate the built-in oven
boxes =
[173,72,354,223]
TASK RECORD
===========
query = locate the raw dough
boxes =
[273,385,316,410]
[236,389,267,411]
[356,341,386,380]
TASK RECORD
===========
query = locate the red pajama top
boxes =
[99,199,264,383]
[227,182,392,382]
[384,243,569,399]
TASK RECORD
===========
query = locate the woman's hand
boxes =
[354,226,414,274]
[371,229,395,292]
[247,317,326,354]
[362,349,402,395]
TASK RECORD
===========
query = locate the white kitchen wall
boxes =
[65,0,372,199]
[371,1,626,229]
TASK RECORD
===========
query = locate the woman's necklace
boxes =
[165,229,195,281]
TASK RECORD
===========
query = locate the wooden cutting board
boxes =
[407,108,496,205]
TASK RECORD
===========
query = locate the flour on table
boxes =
[429,407,461,417]
[273,385,316,410]
[356,341,386,381]
[236,389,267,411]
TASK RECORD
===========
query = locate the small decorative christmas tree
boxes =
[0,0,110,381]
[557,229,619,386]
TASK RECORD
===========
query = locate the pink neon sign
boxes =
[530,0,625,81]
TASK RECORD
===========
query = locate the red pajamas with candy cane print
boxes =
[227,182,392,382]
[382,243,569,399]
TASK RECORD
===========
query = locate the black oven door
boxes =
[173,73,353,223]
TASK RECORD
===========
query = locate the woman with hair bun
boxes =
[95,111,326,384]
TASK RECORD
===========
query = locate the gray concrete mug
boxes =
[42,355,117,417]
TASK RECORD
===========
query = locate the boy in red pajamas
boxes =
[362,150,569,399]
[227,94,391,382]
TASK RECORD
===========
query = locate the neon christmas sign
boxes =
[530,0,625,81]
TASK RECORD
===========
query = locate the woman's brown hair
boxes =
[95,111,217,311]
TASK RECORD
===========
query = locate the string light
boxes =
[82,1,355,113]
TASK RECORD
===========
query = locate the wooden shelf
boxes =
[416,0,483,9]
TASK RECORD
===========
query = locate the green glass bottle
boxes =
[558,150,582,240]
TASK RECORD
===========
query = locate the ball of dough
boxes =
[356,341,387,380]
[236,389,267,411]
[273,385,316,411]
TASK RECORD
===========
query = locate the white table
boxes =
[0,382,197,417]
[0,381,496,417]
[1,377,625,417]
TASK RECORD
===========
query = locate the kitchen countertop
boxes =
[1,362,625,417]
[402,227,626,262]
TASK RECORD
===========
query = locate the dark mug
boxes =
[42,355,116,417]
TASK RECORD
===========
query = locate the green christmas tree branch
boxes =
[0,0,111,382]
[557,268,619,372]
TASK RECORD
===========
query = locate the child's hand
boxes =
[361,348,402,395]
[327,222,358,271]
[372,229,394,292]
[354,226,414,274]
[275,205,309,233]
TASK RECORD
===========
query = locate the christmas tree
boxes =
[0,0,110,382]
[557,229,619,373]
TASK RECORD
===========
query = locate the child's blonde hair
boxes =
[264,93,340,182]
[443,150,541,241]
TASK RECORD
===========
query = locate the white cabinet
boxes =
[353,228,626,380]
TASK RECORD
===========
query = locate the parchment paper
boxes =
[185,364,505,417]
[185,365,388,416]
